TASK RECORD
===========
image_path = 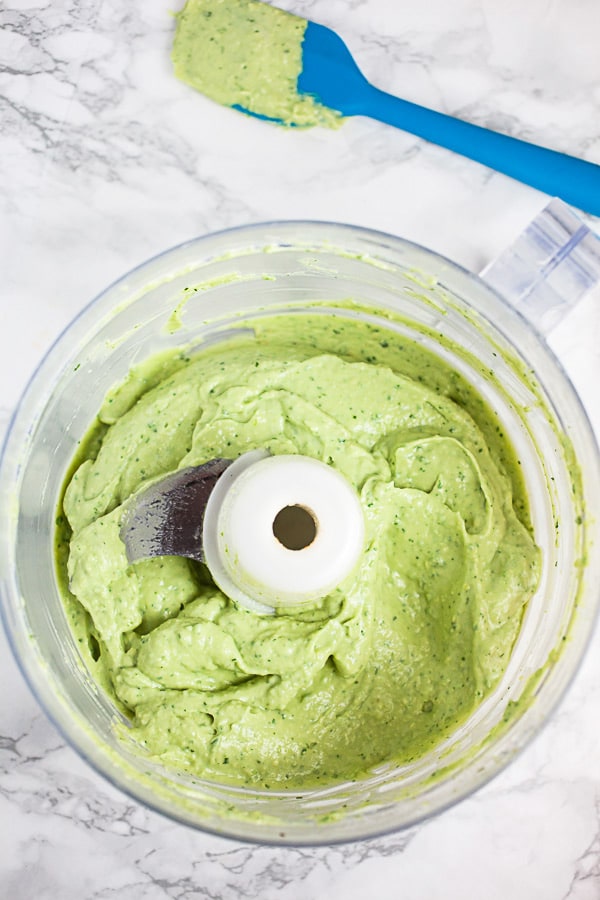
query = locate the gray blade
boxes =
[120,458,232,563]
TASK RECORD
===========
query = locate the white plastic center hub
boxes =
[202,451,365,615]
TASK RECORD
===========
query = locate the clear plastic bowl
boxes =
[1,221,599,844]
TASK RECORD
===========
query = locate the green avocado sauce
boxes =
[55,309,540,790]
[171,0,343,127]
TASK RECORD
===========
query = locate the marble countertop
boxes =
[1,0,600,896]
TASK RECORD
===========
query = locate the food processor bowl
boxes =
[1,214,599,844]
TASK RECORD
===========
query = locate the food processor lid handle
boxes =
[480,197,600,336]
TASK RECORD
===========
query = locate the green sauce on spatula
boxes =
[171,0,343,127]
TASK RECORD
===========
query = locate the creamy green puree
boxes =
[172,0,343,127]
[56,310,540,790]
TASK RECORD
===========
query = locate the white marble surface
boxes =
[1,0,600,895]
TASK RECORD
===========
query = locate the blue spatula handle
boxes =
[299,21,600,216]
[357,86,600,215]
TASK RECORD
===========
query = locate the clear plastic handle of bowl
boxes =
[480,197,600,335]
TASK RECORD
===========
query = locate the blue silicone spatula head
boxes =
[172,0,600,216]
[298,21,371,115]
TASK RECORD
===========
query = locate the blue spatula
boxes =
[297,20,600,216]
